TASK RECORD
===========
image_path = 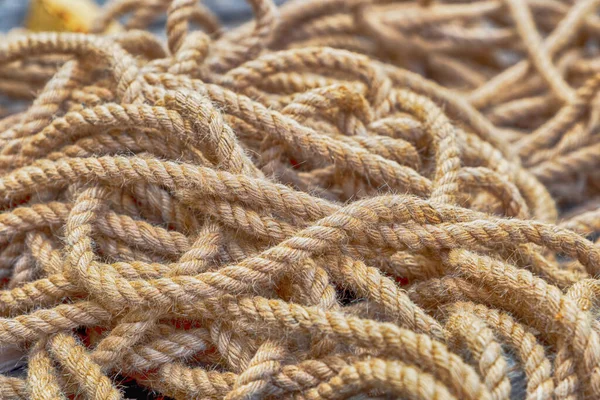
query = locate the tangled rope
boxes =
[1,0,600,398]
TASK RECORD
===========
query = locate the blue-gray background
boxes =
[0,0,288,32]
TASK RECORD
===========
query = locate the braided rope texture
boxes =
[1,0,600,399]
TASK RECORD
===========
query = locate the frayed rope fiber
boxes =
[1,0,600,399]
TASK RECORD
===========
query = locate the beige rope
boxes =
[0,0,600,398]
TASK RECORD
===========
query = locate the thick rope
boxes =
[0,0,600,399]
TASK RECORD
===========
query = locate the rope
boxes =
[0,0,600,398]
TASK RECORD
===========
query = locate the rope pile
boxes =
[1,0,600,398]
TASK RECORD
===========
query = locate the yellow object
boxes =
[26,0,119,33]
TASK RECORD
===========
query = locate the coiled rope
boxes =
[1,0,600,399]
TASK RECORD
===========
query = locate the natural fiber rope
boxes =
[1,0,600,399]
